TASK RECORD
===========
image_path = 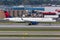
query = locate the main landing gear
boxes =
[28,22,39,25]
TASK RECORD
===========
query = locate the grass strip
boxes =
[0,35,60,37]
[0,28,60,31]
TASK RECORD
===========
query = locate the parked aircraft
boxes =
[40,11,59,18]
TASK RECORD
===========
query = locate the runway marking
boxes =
[22,32,29,39]
[22,37,25,39]
[24,33,28,35]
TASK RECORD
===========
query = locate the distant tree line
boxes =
[0,0,60,5]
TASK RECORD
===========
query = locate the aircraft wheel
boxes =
[28,22,32,25]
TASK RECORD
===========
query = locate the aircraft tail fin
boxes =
[4,11,12,18]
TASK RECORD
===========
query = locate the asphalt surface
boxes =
[0,31,60,35]
[0,39,60,40]
[0,23,60,28]
[0,37,60,40]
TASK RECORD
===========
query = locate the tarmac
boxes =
[0,37,60,40]
[0,23,60,28]
[0,31,60,35]
[0,22,59,40]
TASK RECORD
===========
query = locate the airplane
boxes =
[39,11,59,18]
[3,17,56,25]
[3,11,57,25]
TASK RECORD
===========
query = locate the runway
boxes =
[0,37,60,40]
[0,31,60,35]
[0,39,60,40]
[0,23,60,28]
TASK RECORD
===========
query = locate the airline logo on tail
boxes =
[4,11,12,18]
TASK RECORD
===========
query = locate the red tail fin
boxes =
[4,11,10,18]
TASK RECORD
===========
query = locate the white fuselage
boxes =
[3,17,56,22]
[3,17,24,22]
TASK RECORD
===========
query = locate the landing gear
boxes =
[28,22,39,25]
[28,22,32,25]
